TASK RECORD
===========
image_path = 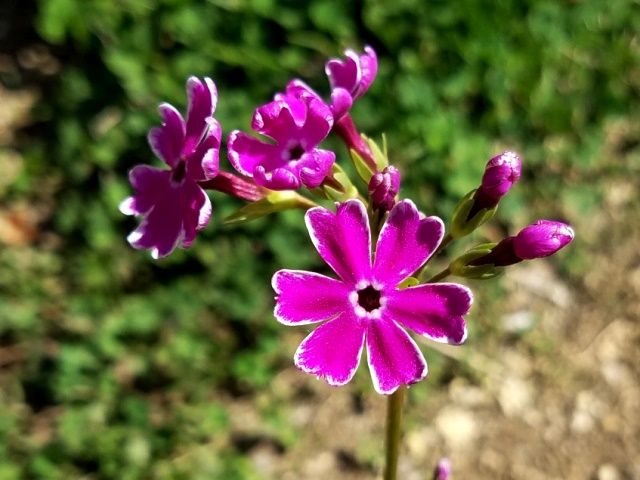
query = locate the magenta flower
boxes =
[514,220,575,259]
[272,199,472,394]
[369,166,401,212]
[120,77,220,258]
[325,46,378,119]
[228,81,335,191]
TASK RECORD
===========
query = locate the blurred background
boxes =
[1,0,638,478]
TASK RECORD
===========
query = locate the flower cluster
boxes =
[120,46,574,394]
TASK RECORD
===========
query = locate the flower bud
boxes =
[368,166,400,211]
[433,458,452,480]
[513,220,574,259]
[468,220,574,269]
[473,151,522,211]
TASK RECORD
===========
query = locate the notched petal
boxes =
[304,199,371,283]
[374,199,445,286]
[294,313,365,386]
[386,283,472,344]
[272,270,349,325]
[366,319,428,395]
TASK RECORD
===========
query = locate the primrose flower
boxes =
[272,199,472,394]
[325,46,378,119]
[228,81,335,191]
[120,77,220,258]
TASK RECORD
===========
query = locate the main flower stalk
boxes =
[384,381,405,479]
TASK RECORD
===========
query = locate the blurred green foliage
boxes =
[1,0,638,477]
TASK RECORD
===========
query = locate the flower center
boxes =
[288,144,305,161]
[357,285,381,312]
[171,160,187,184]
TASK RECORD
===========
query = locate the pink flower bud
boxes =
[368,166,401,211]
[473,151,522,210]
[513,220,575,259]
[434,458,452,480]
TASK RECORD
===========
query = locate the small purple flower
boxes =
[369,166,401,211]
[120,77,220,258]
[513,220,575,259]
[473,151,522,212]
[272,199,472,394]
[228,81,335,191]
[325,46,378,119]
[433,458,452,480]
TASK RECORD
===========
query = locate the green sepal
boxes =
[321,163,360,202]
[307,187,329,200]
[363,134,389,171]
[398,276,419,289]
[349,148,375,184]
[224,191,315,224]
[450,242,502,279]
[449,189,497,239]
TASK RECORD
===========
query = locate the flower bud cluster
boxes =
[368,166,401,212]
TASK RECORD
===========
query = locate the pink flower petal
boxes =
[296,95,333,147]
[272,270,350,325]
[183,77,217,157]
[386,283,472,344]
[325,51,360,93]
[252,97,299,144]
[285,79,323,103]
[294,312,366,386]
[125,169,183,259]
[305,200,372,283]
[330,87,353,120]
[297,149,336,189]
[123,165,170,214]
[373,199,444,286]
[148,103,185,168]
[366,319,428,395]
[354,46,378,98]
[186,118,221,181]
[254,166,301,190]
[124,167,211,258]
[227,131,281,177]
[181,182,212,248]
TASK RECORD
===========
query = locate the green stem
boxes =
[383,387,406,480]
[415,234,454,280]
[435,233,454,256]
[292,193,320,210]
[426,266,451,283]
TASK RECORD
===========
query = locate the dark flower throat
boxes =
[357,286,381,312]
